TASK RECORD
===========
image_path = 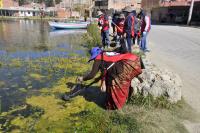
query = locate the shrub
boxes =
[82,24,101,49]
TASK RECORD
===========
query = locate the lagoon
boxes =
[0,20,87,112]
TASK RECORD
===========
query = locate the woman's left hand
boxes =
[77,76,83,83]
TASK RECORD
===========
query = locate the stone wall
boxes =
[131,58,182,103]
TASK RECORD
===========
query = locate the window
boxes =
[95,1,108,6]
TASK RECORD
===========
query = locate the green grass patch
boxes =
[0,54,199,133]
[82,24,101,49]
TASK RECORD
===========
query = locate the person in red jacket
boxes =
[77,47,142,110]
[115,13,125,37]
[97,11,110,47]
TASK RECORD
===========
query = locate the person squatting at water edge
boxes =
[77,45,142,110]
[97,11,110,47]
[123,6,136,53]
[140,10,151,52]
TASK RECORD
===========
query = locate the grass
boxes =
[0,24,199,132]
[0,55,199,133]
[82,23,102,49]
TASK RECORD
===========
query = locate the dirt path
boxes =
[147,25,200,133]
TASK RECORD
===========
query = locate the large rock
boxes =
[131,58,182,103]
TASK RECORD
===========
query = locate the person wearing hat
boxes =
[114,13,125,37]
[97,11,110,47]
[112,12,120,35]
[77,47,142,110]
[140,10,151,52]
[132,9,140,45]
[123,6,136,52]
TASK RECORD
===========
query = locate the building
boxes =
[93,0,141,14]
[0,0,96,18]
[0,0,45,17]
[141,0,200,24]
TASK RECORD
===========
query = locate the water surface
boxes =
[0,20,87,112]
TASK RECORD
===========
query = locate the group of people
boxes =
[64,6,152,110]
[97,6,151,53]
[74,7,151,110]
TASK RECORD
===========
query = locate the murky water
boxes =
[0,20,87,112]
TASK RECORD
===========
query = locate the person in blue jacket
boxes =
[123,6,135,52]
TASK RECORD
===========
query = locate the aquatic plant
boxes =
[29,73,46,81]
[0,47,199,133]
[0,81,5,88]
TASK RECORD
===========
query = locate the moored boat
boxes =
[48,21,89,29]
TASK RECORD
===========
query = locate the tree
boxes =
[44,0,54,7]
[55,0,62,4]
[18,0,26,6]
[34,0,44,3]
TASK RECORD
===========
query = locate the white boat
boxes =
[48,21,89,29]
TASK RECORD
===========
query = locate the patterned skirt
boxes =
[105,59,142,110]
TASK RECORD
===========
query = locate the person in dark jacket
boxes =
[132,10,140,45]
[123,6,135,52]
[112,12,119,34]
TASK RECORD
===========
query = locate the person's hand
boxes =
[123,33,127,38]
[114,32,117,36]
[143,31,147,36]
[77,76,83,83]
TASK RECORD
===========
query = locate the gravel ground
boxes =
[147,25,200,132]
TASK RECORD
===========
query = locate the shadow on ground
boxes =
[66,82,106,109]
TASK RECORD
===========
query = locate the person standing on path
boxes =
[140,10,151,52]
[97,11,110,47]
[112,12,119,35]
[123,6,135,52]
[132,10,140,46]
[115,13,125,37]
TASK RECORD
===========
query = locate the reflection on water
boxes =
[0,19,86,54]
[50,29,87,37]
[0,20,87,112]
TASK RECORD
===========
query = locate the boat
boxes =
[48,21,89,29]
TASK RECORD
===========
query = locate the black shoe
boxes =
[62,94,71,101]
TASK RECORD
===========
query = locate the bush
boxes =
[82,24,101,49]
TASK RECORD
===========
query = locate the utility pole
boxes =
[187,0,195,25]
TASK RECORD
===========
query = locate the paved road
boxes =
[147,25,200,112]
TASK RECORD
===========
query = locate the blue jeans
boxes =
[133,34,140,45]
[126,35,132,52]
[140,32,148,51]
[101,30,110,47]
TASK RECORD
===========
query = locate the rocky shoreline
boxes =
[131,57,182,103]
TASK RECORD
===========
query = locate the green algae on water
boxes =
[29,73,46,81]
[0,81,5,88]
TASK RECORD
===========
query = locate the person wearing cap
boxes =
[140,10,151,52]
[114,13,125,37]
[123,6,136,52]
[77,47,142,110]
[132,10,140,45]
[97,11,110,47]
[112,12,120,34]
